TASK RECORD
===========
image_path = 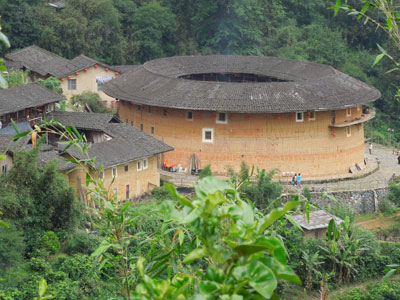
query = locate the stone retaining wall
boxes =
[309,188,388,213]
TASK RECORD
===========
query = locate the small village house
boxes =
[0,82,63,129]
[5,45,136,108]
[45,111,173,202]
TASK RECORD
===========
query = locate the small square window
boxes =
[124,165,128,172]
[137,160,142,171]
[163,109,168,117]
[18,110,24,118]
[202,128,214,143]
[137,105,141,111]
[151,126,155,135]
[112,167,117,178]
[140,123,144,131]
[68,79,77,90]
[97,81,102,91]
[148,106,152,114]
[296,112,304,122]
[346,108,351,116]
[216,112,227,124]
[308,111,315,121]
[186,111,193,120]
[143,158,148,169]
[346,126,351,137]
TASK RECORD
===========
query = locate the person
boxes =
[297,173,301,187]
[292,173,297,186]
[369,143,373,155]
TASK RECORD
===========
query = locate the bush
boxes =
[64,230,101,255]
[199,164,212,179]
[331,278,400,300]
[379,198,396,215]
[39,231,60,254]
[387,182,400,207]
[151,185,175,201]
[71,92,111,113]
[327,202,356,223]
[0,225,25,271]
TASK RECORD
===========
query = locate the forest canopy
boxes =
[0,0,399,139]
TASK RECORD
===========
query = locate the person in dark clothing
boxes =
[292,173,297,186]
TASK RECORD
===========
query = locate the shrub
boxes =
[331,278,400,300]
[0,224,25,271]
[198,164,212,179]
[387,182,400,207]
[151,185,174,201]
[71,92,111,113]
[64,230,101,255]
[327,202,356,223]
[379,198,396,215]
[39,231,60,254]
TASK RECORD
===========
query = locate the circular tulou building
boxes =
[103,56,381,178]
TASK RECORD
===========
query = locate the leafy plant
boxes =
[33,279,55,300]
[39,231,60,255]
[198,164,212,179]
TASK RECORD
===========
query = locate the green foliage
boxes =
[64,231,101,255]
[0,149,82,255]
[151,185,175,201]
[331,278,400,300]
[37,77,61,94]
[5,70,30,87]
[387,182,400,207]
[198,164,212,179]
[71,92,111,113]
[39,231,60,255]
[241,169,283,210]
[328,202,356,223]
[0,224,25,271]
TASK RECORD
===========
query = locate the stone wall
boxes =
[307,187,388,214]
[118,101,366,178]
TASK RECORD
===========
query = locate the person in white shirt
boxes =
[369,143,373,155]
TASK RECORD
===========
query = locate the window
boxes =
[137,160,142,171]
[186,111,193,120]
[296,112,304,122]
[148,106,152,114]
[308,111,315,120]
[126,184,130,200]
[140,123,144,131]
[346,108,351,116]
[112,167,117,178]
[124,165,129,172]
[346,126,351,137]
[202,128,214,143]
[18,110,24,118]
[143,158,148,169]
[131,121,133,126]
[216,112,227,124]
[137,105,141,111]
[2,165,7,174]
[97,81,102,91]
[68,79,77,90]
[162,108,168,117]
[151,126,155,135]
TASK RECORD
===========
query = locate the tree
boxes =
[70,92,111,113]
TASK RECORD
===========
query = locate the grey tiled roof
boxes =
[103,55,381,113]
[48,111,173,169]
[48,111,121,131]
[0,83,65,116]
[37,149,75,171]
[111,65,140,74]
[5,46,114,78]
[82,123,173,169]
[0,134,30,153]
[291,210,343,230]
[5,45,70,77]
